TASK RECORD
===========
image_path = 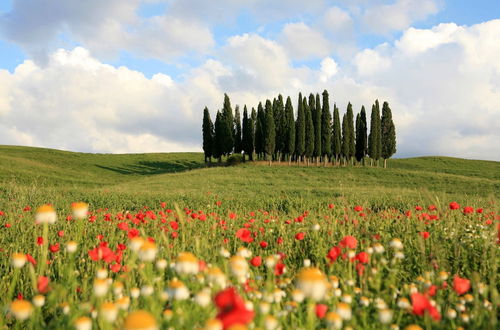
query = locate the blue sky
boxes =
[0,0,499,160]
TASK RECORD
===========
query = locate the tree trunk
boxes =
[384,158,387,168]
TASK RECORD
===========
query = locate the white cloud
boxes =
[280,22,332,60]
[1,19,500,161]
[0,0,214,62]
[363,0,440,34]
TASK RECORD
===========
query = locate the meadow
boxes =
[0,145,498,329]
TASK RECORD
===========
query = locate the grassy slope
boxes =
[0,145,499,211]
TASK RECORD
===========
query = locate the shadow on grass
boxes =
[95,160,204,175]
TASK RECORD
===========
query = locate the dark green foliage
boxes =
[234,106,242,153]
[313,93,322,159]
[255,103,265,158]
[321,90,332,158]
[264,100,276,160]
[213,111,226,161]
[305,98,314,159]
[242,106,254,160]
[295,93,305,159]
[381,101,396,161]
[284,96,295,159]
[341,113,349,159]
[226,153,243,166]
[222,93,234,155]
[332,103,341,161]
[202,107,214,162]
[274,95,286,158]
[346,102,356,160]
[368,100,382,161]
[355,106,368,162]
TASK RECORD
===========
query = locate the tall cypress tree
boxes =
[284,96,295,164]
[202,107,214,163]
[255,102,265,159]
[222,93,234,155]
[355,106,368,164]
[332,103,341,164]
[321,90,332,163]
[234,105,242,154]
[295,93,305,162]
[341,113,349,165]
[381,101,396,168]
[368,100,382,166]
[313,93,322,164]
[242,105,254,161]
[346,102,356,164]
[304,98,314,164]
[274,95,285,161]
[213,111,226,162]
[264,99,276,164]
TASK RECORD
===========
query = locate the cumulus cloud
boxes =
[0,0,214,62]
[363,0,440,34]
[280,22,332,60]
[1,18,500,161]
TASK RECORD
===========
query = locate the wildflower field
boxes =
[0,146,499,329]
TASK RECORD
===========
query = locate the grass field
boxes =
[0,145,498,329]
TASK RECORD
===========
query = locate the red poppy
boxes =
[354,205,363,212]
[259,241,268,248]
[37,237,44,246]
[426,285,438,297]
[88,245,116,263]
[214,287,254,329]
[328,204,335,209]
[236,228,253,243]
[117,222,128,230]
[295,232,305,240]
[250,256,262,267]
[355,251,369,264]
[49,243,60,253]
[315,304,328,318]
[411,292,440,321]
[449,202,460,210]
[339,236,357,249]
[327,246,341,263]
[419,232,430,239]
[453,276,470,295]
[37,276,50,294]
[276,237,283,245]
[462,206,474,214]
[274,262,286,276]
[26,254,36,265]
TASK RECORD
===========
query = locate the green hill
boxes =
[0,145,498,211]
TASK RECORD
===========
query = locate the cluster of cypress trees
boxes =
[202,91,396,167]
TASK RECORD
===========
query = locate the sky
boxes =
[0,0,499,160]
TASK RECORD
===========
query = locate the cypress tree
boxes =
[264,99,276,164]
[295,93,305,162]
[355,106,368,164]
[213,111,226,162]
[341,113,349,165]
[234,105,242,154]
[313,93,322,164]
[222,93,234,155]
[202,107,214,163]
[346,102,356,164]
[304,98,314,165]
[321,90,332,163]
[242,105,255,161]
[255,102,265,159]
[368,100,382,166]
[381,101,396,168]
[332,103,341,164]
[284,96,295,164]
[274,95,285,161]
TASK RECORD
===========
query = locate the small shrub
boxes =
[227,154,243,166]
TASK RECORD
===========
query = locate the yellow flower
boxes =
[296,267,328,301]
[138,241,157,262]
[35,204,57,224]
[123,310,158,330]
[11,253,27,268]
[74,316,92,330]
[71,202,89,219]
[175,252,199,275]
[10,299,33,321]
